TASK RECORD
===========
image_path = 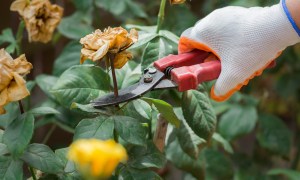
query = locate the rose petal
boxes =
[114,51,132,69]
[7,72,30,102]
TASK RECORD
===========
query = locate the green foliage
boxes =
[0,28,17,54]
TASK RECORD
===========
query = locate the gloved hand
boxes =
[179,1,300,101]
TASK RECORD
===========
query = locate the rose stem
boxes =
[109,54,119,97]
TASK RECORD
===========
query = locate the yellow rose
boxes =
[0,49,32,114]
[79,27,138,69]
[10,0,63,43]
[68,139,127,179]
[170,0,186,4]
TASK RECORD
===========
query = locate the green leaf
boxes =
[141,37,176,70]
[115,61,141,89]
[0,28,17,54]
[256,114,292,156]
[119,166,162,180]
[28,107,60,116]
[166,137,205,179]
[26,81,36,92]
[128,141,166,169]
[36,75,58,100]
[3,113,34,157]
[55,148,77,175]
[72,0,93,12]
[159,30,179,44]
[182,90,216,141]
[58,11,94,39]
[125,25,157,33]
[113,116,147,146]
[219,105,257,140]
[21,143,64,173]
[0,102,19,128]
[0,157,23,180]
[129,32,158,50]
[142,97,180,128]
[74,116,114,140]
[0,143,8,156]
[212,133,233,154]
[70,102,112,116]
[174,107,206,159]
[53,41,81,76]
[95,0,147,18]
[204,149,233,180]
[51,65,110,108]
[268,169,300,180]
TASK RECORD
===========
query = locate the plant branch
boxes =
[156,0,167,33]
[16,20,25,56]
[42,124,57,144]
[109,54,119,97]
[29,166,37,180]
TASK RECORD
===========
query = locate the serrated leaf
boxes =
[53,41,81,76]
[51,65,110,108]
[212,133,233,154]
[3,113,34,157]
[74,116,114,140]
[256,114,292,156]
[29,107,60,116]
[219,105,257,140]
[129,32,158,50]
[0,28,17,54]
[128,141,166,169]
[55,148,77,174]
[166,137,205,179]
[0,157,23,180]
[268,169,300,180]
[182,90,216,141]
[141,37,176,70]
[113,116,147,146]
[36,75,58,100]
[119,166,162,180]
[126,24,157,33]
[0,102,20,128]
[21,143,64,173]
[159,30,179,44]
[115,61,141,89]
[58,11,94,39]
[142,97,180,128]
[71,102,112,116]
[204,149,233,180]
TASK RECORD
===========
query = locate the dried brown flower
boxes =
[80,27,138,69]
[170,0,186,4]
[0,49,32,114]
[10,0,63,43]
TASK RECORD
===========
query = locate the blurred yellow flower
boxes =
[170,0,186,4]
[0,49,32,114]
[68,139,127,179]
[79,27,138,69]
[10,0,63,43]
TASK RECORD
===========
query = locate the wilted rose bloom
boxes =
[10,0,63,43]
[68,139,127,179]
[170,0,186,4]
[0,49,32,114]
[80,27,138,69]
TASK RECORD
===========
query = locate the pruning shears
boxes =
[91,50,221,108]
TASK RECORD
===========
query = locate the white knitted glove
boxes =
[179,2,300,101]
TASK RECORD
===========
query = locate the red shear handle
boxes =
[171,61,221,91]
[154,50,210,71]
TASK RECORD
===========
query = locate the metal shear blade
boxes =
[91,69,177,108]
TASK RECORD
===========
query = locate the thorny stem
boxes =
[156,0,167,33]
[109,54,119,97]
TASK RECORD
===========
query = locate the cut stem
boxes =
[156,0,167,33]
[109,54,119,97]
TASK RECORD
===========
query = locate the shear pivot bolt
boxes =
[148,68,157,74]
[144,74,153,83]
